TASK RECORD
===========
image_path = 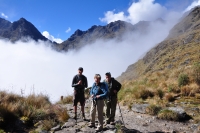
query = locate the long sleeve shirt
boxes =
[72,74,88,90]
[90,82,108,100]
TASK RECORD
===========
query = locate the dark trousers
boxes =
[104,96,117,122]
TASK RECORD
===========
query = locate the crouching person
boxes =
[88,74,108,132]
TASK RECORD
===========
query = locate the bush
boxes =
[158,109,179,121]
[181,86,191,96]
[165,93,175,102]
[146,104,161,115]
[155,89,164,99]
[135,88,154,100]
[178,74,189,87]
[168,84,180,94]
[192,62,200,84]
[181,83,200,97]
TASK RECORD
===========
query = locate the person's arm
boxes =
[72,75,81,87]
[72,75,76,87]
[98,83,108,99]
[85,77,88,88]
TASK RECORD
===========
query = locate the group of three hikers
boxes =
[72,67,122,132]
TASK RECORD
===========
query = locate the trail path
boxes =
[53,100,199,133]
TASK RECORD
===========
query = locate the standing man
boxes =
[104,72,121,125]
[88,74,108,132]
[72,67,88,120]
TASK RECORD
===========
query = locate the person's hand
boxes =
[77,80,82,85]
[113,90,117,93]
[96,95,100,98]
[91,95,94,98]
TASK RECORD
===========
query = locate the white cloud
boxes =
[1,13,8,19]
[100,0,167,24]
[184,0,200,12]
[42,31,63,43]
[99,10,127,23]
[65,27,71,33]
[0,16,177,103]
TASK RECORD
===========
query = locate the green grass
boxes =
[158,109,179,121]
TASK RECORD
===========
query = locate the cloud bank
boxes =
[0,18,176,103]
[0,0,196,103]
[42,31,63,43]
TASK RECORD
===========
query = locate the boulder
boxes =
[131,104,149,114]
[168,107,191,121]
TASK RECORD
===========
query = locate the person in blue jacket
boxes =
[88,74,108,132]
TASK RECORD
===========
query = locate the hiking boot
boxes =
[95,126,103,132]
[110,121,115,125]
[88,123,95,128]
[82,113,86,120]
[73,113,77,119]
[103,120,110,126]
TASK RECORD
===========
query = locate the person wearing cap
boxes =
[72,67,88,120]
[88,74,108,132]
[104,72,121,125]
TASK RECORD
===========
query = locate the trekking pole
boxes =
[117,101,125,126]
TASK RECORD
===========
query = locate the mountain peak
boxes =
[0,17,47,42]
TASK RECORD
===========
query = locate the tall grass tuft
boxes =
[158,109,179,121]
[178,74,189,87]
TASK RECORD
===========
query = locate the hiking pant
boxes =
[105,96,117,122]
[90,99,104,128]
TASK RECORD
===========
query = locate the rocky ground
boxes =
[51,99,200,133]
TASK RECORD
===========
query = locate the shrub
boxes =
[85,87,91,99]
[168,84,180,94]
[135,88,154,100]
[158,109,179,121]
[155,89,164,99]
[181,83,200,97]
[0,129,5,133]
[192,62,200,84]
[146,104,162,115]
[181,85,191,96]
[53,105,69,123]
[178,74,189,87]
[62,95,73,104]
[165,93,175,102]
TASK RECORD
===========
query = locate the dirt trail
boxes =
[54,100,199,133]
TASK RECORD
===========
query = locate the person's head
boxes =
[78,67,83,75]
[94,74,101,84]
[105,72,111,82]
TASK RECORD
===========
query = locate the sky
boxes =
[0,0,200,103]
[0,0,198,43]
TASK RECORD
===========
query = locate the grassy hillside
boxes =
[117,7,200,123]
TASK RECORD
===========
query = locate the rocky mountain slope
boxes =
[117,6,200,82]
[0,17,48,42]
[55,20,152,51]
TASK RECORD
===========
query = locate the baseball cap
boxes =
[105,72,111,76]
[78,67,83,71]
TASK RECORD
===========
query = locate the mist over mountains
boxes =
[1,6,199,102]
